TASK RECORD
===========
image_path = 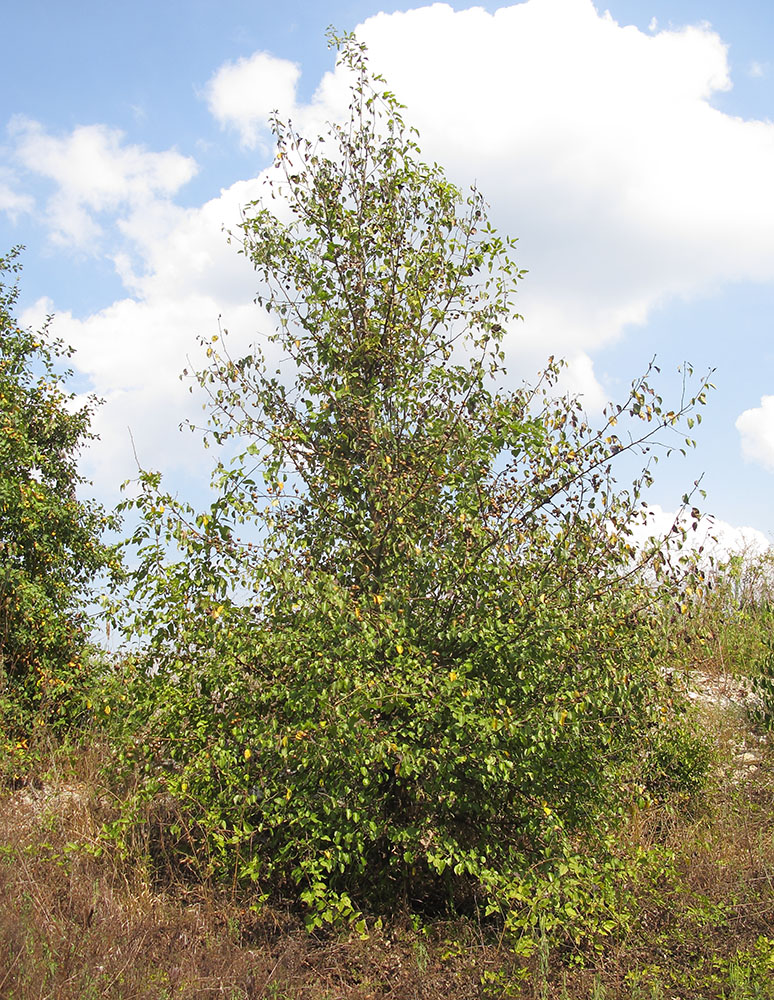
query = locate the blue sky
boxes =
[1,0,773,552]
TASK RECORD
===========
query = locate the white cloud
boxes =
[9,118,197,248]
[16,172,281,500]
[10,0,774,521]
[748,60,767,79]
[736,396,774,471]
[34,295,244,488]
[631,503,770,563]
[204,51,301,149]
[0,170,33,221]
[329,0,774,395]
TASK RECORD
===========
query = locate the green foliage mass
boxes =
[0,247,118,733]
[112,36,712,936]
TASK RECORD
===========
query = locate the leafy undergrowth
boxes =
[2,686,774,1000]
[0,742,522,999]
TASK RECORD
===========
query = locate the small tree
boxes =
[0,247,118,733]
[118,36,711,935]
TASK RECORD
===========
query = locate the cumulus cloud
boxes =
[630,503,770,564]
[18,174,272,498]
[204,51,301,148]
[8,0,774,517]
[736,396,774,471]
[334,0,774,394]
[9,117,197,248]
[24,293,256,491]
[0,170,33,221]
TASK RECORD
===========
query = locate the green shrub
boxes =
[111,34,712,938]
[0,248,119,737]
[641,713,714,800]
[749,635,774,730]
[677,545,774,676]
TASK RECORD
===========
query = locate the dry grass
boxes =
[608,713,774,998]
[0,742,525,999]
[2,694,774,1000]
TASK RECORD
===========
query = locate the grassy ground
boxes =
[2,669,774,999]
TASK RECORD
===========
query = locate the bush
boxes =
[0,247,118,737]
[677,544,774,677]
[112,34,712,936]
[641,714,714,800]
[749,635,774,730]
